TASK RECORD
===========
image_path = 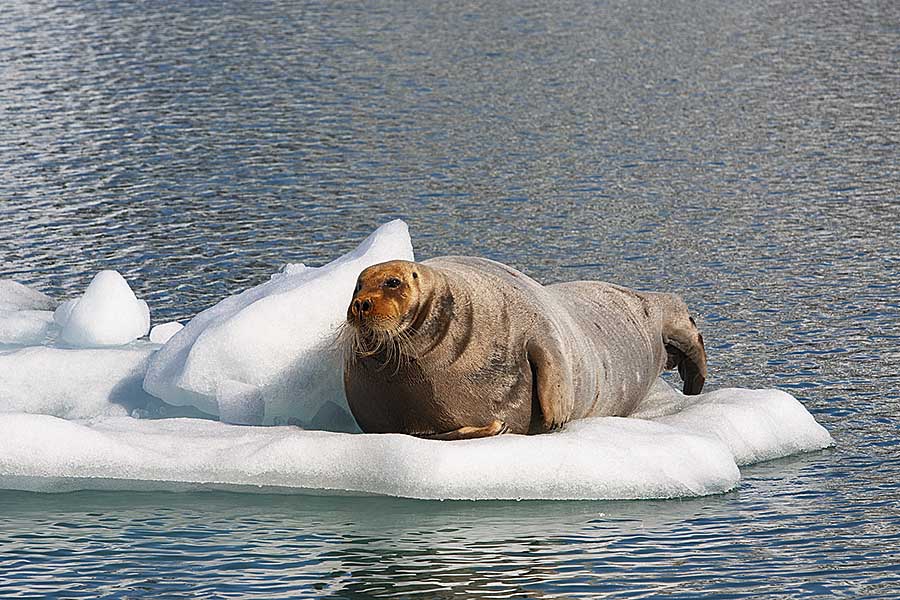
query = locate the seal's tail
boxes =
[660,297,707,395]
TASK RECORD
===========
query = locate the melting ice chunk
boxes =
[56,271,150,348]
[0,225,834,501]
[0,280,57,312]
[142,219,414,427]
[149,321,184,344]
[0,278,158,417]
[0,310,56,346]
[0,281,59,345]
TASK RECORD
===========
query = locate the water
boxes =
[1,0,898,597]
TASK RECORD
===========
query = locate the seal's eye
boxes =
[384,277,402,289]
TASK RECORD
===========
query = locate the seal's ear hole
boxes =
[412,272,418,279]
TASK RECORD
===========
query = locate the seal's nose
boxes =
[351,297,374,319]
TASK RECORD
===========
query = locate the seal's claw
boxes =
[422,419,508,441]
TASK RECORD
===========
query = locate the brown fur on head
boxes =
[341,260,433,368]
[346,260,426,334]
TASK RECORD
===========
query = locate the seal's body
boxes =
[342,257,706,439]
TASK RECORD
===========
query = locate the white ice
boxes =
[142,219,414,428]
[0,381,832,500]
[0,310,56,346]
[0,276,163,420]
[216,379,265,426]
[633,380,834,466]
[56,270,150,348]
[0,280,56,312]
[0,280,59,345]
[0,342,161,419]
[633,379,834,466]
[149,321,183,344]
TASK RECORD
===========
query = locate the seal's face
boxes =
[347,260,422,335]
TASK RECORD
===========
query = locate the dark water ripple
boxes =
[1,0,899,597]
[1,487,899,599]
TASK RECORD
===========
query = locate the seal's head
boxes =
[347,260,425,334]
[342,260,444,368]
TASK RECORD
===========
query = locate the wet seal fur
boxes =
[341,257,707,440]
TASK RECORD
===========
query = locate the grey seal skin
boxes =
[342,256,707,440]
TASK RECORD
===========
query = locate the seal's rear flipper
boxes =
[665,341,706,395]
[662,309,708,395]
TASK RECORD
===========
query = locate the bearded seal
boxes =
[341,257,707,440]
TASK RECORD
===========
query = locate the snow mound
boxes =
[0,381,832,500]
[142,220,414,427]
[56,271,150,348]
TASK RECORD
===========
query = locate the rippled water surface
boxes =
[1,0,898,597]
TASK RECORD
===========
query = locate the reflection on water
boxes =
[1,478,896,599]
[1,0,898,597]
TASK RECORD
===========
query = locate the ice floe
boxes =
[633,380,834,466]
[0,220,834,500]
[1,274,167,419]
[0,381,832,500]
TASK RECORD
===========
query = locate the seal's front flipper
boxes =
[420,420,509,441]
[662,310,707,395]
[527,336,575,433]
